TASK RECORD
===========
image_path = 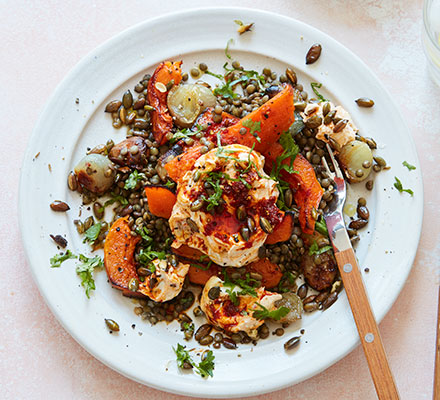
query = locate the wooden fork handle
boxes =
[335,249,400,400]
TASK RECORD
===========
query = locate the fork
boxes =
[322,144,400,400]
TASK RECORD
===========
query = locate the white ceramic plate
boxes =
[19,8,423,398]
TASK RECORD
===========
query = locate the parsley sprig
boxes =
[124,170,146,190]
[253,303,290,321]
[75,254,104,298]
[314,217,329,236]
[173,344,215,378]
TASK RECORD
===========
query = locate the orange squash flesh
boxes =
[187,263,220,286]
[104,217,141,295]
[246,258,283,289]
[172,244,205,260]
[265,212,294,244]
[144,185,177,219]
[265,143,323,235]
[221,85,295,153]
[147,61,182,145]
[164,144,204,183]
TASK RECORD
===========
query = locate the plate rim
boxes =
[18,6,424,398]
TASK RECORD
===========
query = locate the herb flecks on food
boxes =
[173,343,215,378]
[170,125,205,144]
[103,195,128,209]
[253,303,290,321]
[76,254,104,298]
[242,119,261,142]
[309,240,332,255]
[270,132,299,210]
[402,161,416,171]
[136,226,153,245]
[314,217,329,237]
[393,176,414,196]
[50,250,77,268]
[83,223,101,244]
[310,82,328,102]
[124,170,146,190]
[234,19,254,35]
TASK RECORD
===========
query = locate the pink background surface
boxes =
[1,1,439,399]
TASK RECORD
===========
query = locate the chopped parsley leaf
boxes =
[309,240,332,255]
[103,195,128,208]
[173,344,215,378]
[253,303,290,321]
[314,217,329,236]
[402,161,416,171]
[225,38,234,60]
[50,250,77,268]
[75,254,103,298]
[83,223,101,243]
[310,82,328,102]
[136,226,153,245]
[393,176,414,196]
[138,249,166,266]
[124,170,146,190]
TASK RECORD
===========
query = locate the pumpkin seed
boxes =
[122,90,133,109]
[315,291,329,304]
[322,102,331,116]
[93,202,104,220]
[195,324,212,341]
[374,156,387,167]
[190,198,204,212]
[236,205,247,221]
[50,200,70,212]
[297,284,308,299]
[304,301,319,312]
[333,119,348,133]
[294,101,307,111]
[305,43,322,64]
[285,68,297,85]
[303,294,317,305]
[246,216,256,233]
[322,292,338,309]
[67,172,78,191]
[240,226,250,241]
[348,219,368,230]
[193,170,201,182]
[138,267,150,276]
[84,216,94,230]
[74,219,84,234]
[284,336,301,350]
[105,100,122,113]
[357,205,370,220]
[355,97,375,108]
[128,277,139,292]
[305,115,322,129]
[105,318,120,331]
[222,337,237,349]
[193,306,204,317]
[260,217,273,234]
[208,286,220,300]
[186,218,199,232]
[284,189,293,208]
